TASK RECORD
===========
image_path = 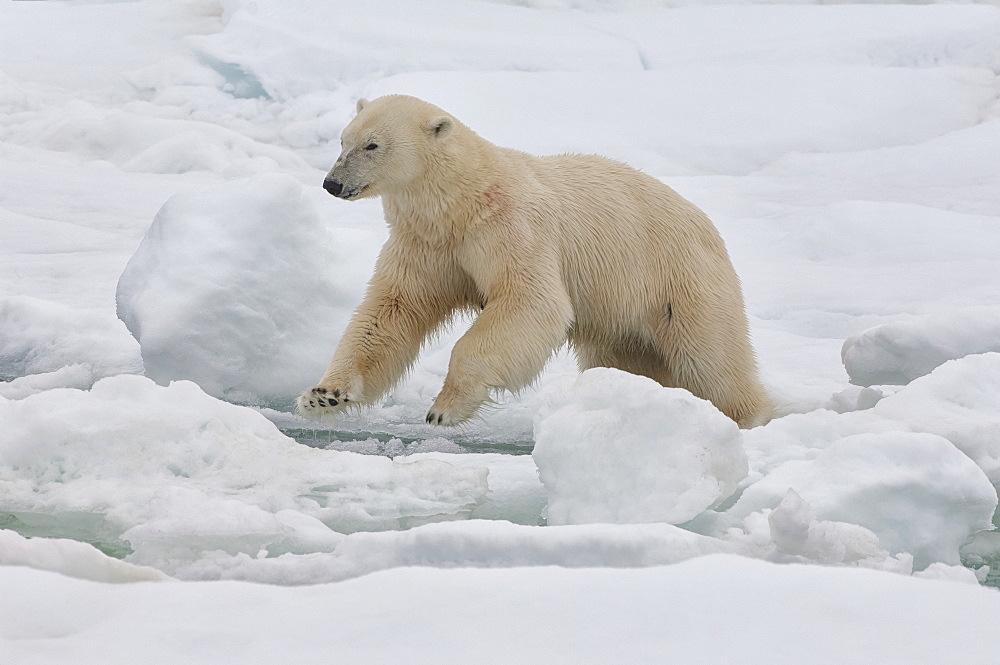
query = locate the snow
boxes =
[843,306,1000,386]
[873,353,1000,488]
[731,431,997,568]
[764,488,891,565]
[4,555,1000,665]
[0,375,489,576]
[2,0,1000,660]
[0,296,142,382]
[533,368,748,525]
[116,174,358,405]
[0,529,168,584]
[175,519,738,585]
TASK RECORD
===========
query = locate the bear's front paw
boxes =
[425,408,469,427]
[296,386,355,418]
[425,408,465,427]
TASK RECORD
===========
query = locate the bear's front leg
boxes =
[297,289,448,419]
[297,237,462,420]
[426,287,573,426]
[296,294,396,418]
[425,378,489,427]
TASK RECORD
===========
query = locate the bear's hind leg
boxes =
[650,305,771,428]
[573,336,677,388]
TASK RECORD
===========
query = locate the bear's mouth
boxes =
[323,177,369,200]
[342,184,369,200]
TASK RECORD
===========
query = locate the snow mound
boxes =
[21,101,310,176]
[913,562,982,586]
[842,306,1000,386]
[0,530,168,584]
[873,353,1000,489]
[741,408,908,482]
[765,488,896,566]
[532,368,748,526]
[169,519,737,584]
[116,174,351,406]
[730,431,997,569]
[0,375,489,576]
[0,296,142,383]
[0,364,100,400]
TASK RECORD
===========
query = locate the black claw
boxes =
[426,413,435,424]
[315,387,327,394]
[437,414,444,424]
[309,400,316,408]
[333,389,341,398]
[317,398,328,407]
[342,397,349,402]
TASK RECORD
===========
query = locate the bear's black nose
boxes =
[323,179,343,197]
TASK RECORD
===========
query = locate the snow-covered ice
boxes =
[2,0,1000,660]
[116,174,358,405]
[731,431,996,568]
[843,306,1000,386]
[0,529,168,584]
[5,554,1000,665]
[533,368,748,525]
[0,296,142,383]
[0,375,489,575]
[873,353,1000,489]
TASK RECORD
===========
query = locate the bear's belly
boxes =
[568,296,660,343]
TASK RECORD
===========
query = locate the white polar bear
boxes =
[297,95,771,428]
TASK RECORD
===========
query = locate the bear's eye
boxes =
[365,143,378,151]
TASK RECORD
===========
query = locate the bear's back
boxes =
[521,153,734,312]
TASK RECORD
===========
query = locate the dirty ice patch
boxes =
[116,174,355,407]
[532,368,747,526]
[842,306,1000,387]
[730,431,996,569]
[0,375,489,576]
[873,353,1000,491]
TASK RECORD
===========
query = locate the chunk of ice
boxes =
[533,368,748,526]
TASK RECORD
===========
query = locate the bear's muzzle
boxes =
[323,179,344,197]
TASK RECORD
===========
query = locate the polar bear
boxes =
[297,95,771,428]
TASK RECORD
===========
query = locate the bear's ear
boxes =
[427,116,454,140]
[356,98,369,113]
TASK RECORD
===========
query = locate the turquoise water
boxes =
[960,531,1000,588]
[0,511,132,559]
[281,427,534,456]
[2,418,995,587]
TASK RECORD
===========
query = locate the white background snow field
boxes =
[1,0,1000,662]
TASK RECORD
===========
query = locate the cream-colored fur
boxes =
[297,95,771,428]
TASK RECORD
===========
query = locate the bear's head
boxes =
[323,95,455,201]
